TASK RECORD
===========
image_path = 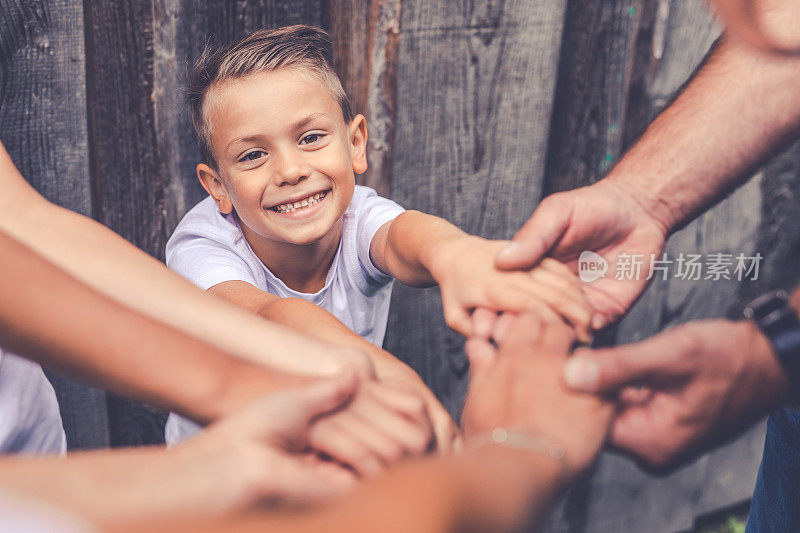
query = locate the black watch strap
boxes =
[744,290,800,400]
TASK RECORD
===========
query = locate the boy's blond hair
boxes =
[187,25,353,168]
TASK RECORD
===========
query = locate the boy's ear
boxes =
[349,114,368,174]
[197,163,234,214]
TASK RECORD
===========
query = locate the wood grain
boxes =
[331,0,400,197]
[83,0,171,447]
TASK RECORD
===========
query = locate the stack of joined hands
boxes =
[207,173,794,511]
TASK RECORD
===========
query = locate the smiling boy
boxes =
[165,26,591,450]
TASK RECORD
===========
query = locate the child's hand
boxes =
[428,236,592,341]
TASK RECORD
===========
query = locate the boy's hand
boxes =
[427,236,592,340]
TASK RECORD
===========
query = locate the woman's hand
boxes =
[461,312,613,476]
[179,372,361,511]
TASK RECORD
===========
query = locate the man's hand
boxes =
[428,236,592,339]
[462,313,613,476]
[563,319,791,470]
[495,180,669,329]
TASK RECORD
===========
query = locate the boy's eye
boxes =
[300,133,323,145]
[239,150,266,163]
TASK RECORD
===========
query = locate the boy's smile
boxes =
[196,68,367,258]
[268,189,329,215]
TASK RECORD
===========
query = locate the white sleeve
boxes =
[354,186,406,283]
[166,225,258,291]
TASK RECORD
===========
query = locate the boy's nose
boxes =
[273,151,310,186]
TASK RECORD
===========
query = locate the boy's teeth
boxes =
[273,191,327,213]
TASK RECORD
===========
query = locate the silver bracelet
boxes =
[469,428,569,474]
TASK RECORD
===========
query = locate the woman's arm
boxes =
[0,375,363,526]
[0,229,297,423]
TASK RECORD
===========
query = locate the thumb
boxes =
[563,338,680,393]
[496,194,571,270]
[288,371,360,425]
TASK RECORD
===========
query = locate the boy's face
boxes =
[197,68,367,247]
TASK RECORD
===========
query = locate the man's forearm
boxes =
[0,144,353,377]
[0,230,303,423]
[607,33,800,232]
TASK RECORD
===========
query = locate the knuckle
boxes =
[340,349,374,377]
[350,445,374,467]
[541,192,569,213]
[406,429,433,454]
[384,442,405,463]
[405,397,427,421]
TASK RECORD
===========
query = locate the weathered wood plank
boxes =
[330,0,400,197]
[544,0,652,195]
[736,141,800,304]
[385,0,567,418]
[84,0,166,258]
[0,0,110,450]
[0,0,91,210]
[83,0,168,446]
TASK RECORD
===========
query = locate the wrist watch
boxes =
[743,289,800,403]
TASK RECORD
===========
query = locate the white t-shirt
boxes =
[0,349,66,455]
[164,185,405,445]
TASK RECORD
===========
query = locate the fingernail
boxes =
[564,358,598,389]
[591,313,606,330]
[496,242,520,262]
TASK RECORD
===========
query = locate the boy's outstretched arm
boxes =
[208,280,460,453]
[0,142,369,378]
[370,210,592,338]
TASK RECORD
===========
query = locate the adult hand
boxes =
[181,372,361,510]
[563,319,791,470]
[378,369,462,455]
[462,313,613,476]
[495,180,669,329]
[309,378,435,477]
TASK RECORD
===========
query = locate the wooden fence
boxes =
[4,1,800,531]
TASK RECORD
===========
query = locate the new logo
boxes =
[578,251,608,283]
